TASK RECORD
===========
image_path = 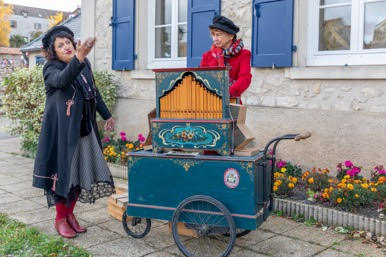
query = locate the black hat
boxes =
[42,25,74,49]
[209,15,240,35]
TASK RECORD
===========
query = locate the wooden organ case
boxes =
[151,67,252,156]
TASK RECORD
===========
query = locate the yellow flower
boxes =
[336,198,342,204]
[354,179,361,184]
[328,179,333,183]
[274,181,280,187]
[347,184,354,190]
[370,187,377,192]
[324,188,329,193]
[341,179,347,184]
[291,177,298,183]
[277,180,282,185]
[322,169,329,174]
[329,186,334,192]
[288,183,295,189]
[362,177,367,181]
[121,152,125,155]
[354,194,359,198]
[344,175,350,179]
[308,177,314,184]
[273,186,278,192]
[126,144,129,148]
[280,167,287,173]
[361,183,369,189]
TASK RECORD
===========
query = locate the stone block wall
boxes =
[88,0,386,175]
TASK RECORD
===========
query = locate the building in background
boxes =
[9,5,70,44]
[20,12,81,68]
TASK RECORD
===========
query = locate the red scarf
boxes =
[210,39,244,67]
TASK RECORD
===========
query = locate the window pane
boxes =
[156,0,172,25]
[320,0,351,6]
[363,1,386,49]
[178,0,187,22]
[155,26,171,58]
[319,6,351,51]
[178,24,187,57]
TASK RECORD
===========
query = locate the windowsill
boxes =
[285,66,386,80]
[131,70,155,80]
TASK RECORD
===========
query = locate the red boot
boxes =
[67,213,87,233]
[54,218,76,238]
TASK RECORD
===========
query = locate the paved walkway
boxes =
[0,137,384,257]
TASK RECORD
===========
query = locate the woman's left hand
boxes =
[104,117,115,131]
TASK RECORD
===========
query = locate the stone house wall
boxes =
[82,0,386,176]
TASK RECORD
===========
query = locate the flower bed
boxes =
[102,131,146,166]
[272,160,385,236]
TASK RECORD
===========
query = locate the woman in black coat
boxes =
[33,26,115,238]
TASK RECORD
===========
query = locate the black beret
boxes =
[209,15,240,35]
[42,25,74,49]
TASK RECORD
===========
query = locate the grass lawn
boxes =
[0,213,90,257]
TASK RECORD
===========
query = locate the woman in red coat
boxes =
[200,15,252,102]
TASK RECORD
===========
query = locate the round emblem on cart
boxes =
[224,168,240,189]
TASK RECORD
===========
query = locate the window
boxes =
[34,23,42,30]
[148,0,187,68]
[307,0,386,66]
[10,20,17,28]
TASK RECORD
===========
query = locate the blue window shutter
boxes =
[112,0,135,70]
[187,0,221,67]
[252,0,294,68]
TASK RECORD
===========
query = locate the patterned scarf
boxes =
[211,39,244,67]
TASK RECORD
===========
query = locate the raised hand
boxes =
[76,37,96,63]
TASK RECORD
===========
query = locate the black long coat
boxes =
[32,57,111,199]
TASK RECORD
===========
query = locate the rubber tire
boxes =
[122,212,151,239]
[171,195,236,257]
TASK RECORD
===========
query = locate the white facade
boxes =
[82,0,386,176]
[9,15,49,42]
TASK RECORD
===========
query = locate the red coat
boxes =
[200,48,252,98]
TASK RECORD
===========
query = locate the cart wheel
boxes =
[172,195,236,257]
[122,212,151,238]
[223,229,251,238]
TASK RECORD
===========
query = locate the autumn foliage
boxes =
[0,0,13,47]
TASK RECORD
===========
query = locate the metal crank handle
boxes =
[294,131,312,141]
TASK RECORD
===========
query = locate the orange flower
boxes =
[370,187,377,192]
[291,177,298,183]
[288,183,295,189]
[322,192,329,199]
[308,177,314,184]
[273,186,278,192]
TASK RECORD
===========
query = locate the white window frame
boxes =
[147,0,187,69]
[307,0,386,66]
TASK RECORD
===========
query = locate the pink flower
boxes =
[346,166,361,177]
[103,136,110,143]
[277,160,287,169]
[120,131,126,136]
[138,133,146,142]
[378,169,386,175]
[344,160,353,168]
[121,136,127,141]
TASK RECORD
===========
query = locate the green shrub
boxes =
[1,66,117,156]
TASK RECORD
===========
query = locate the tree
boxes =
[9,34,26,48]
[30,31,43,41]
[49,12,63,27]
[0,0,13,47]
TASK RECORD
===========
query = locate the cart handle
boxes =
[294,131,312,141]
